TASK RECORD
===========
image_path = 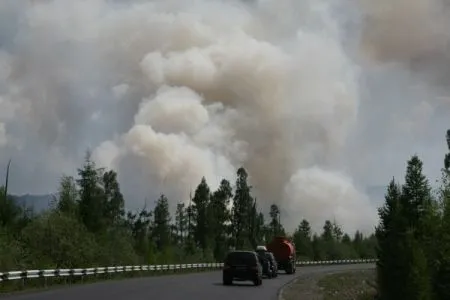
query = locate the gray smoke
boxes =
[2,0,448,235]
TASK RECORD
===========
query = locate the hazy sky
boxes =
[0,0,449,234]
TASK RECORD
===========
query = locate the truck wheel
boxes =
[286,263,294,274]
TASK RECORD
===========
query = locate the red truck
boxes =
[266,236,296,274]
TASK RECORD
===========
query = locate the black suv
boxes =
[256,249,277,278]
[266,252,278,278]
[223,251,263,286]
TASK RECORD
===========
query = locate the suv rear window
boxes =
[225,252,257,265]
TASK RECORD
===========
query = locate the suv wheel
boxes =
[223,276,232,285]
[253,277,262,286]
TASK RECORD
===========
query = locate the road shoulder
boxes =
[279,269,376,300]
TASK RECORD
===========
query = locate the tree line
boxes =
[376,131,450,299]
[0,152,376,271]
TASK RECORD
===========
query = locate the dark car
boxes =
[223,251,263,286]
[266,252,278,278]
[255,249,273,278]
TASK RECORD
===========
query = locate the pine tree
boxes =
[293,219,313,259]
[127,208,153,261]
[153,194,171,251]
[192,177,211,251]
[175,202,187,245]
[210,179,232,260]
[331,220,343,242]
[376,178,408,300]
[402,155,437,296]
[434,133,450,298]
[249,198,258,248]
[254,212,265,245]
[269,204,281,238]
[435,184,450,298]
[403,229,432,300]
[231,167,253,249]
[102,170,125,225]
[56,175,78,216]
[401,155,434,237]
[321,220,333,241]
[299,219,312,239]
[377,171,433,300]
[76,151,105,232]
[342,234,351,244]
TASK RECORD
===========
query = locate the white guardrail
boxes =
[0,259,377,282]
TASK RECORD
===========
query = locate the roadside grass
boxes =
[317,270,377,300]
[0,266,219,295]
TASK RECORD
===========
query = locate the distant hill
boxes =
[10,193,54,214]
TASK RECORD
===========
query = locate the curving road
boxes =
[1,263,375,300]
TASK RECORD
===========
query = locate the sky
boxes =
[0,0,449,235]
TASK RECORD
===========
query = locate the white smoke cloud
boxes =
[284,167,377,234]
[2,0,449,235]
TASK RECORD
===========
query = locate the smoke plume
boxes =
[2,0,448,234]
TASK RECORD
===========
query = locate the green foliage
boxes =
[231,167,254,249]
[192,177,211,251]
[20,211,97,269]
[375,135,450,300]
[0,156,376,277]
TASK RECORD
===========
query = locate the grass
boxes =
[317,270,377,300]
[0,265,219,295]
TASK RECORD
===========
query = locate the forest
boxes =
[2,131,450,300]
[375,132,450,299]
[0,152,376,272]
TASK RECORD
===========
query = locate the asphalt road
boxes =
[1,263,375,300]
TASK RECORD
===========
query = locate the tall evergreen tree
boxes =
[403,229,432,300]
[299,219,312,239]
[401,155,434,237]
[56,175,78,216]
[249,198,258,248]
[153,194,171,251]
[434,133,450,298]
[331,220,343,242]
[102,170,125,225]
[376,178,408,300]
[293,219,313,259]
[210,179,232,260]
[321,220,334,241]
[254,212,265,245]
[192,177,211,251]
[76,151,105,232]
[127,208,153,261]
[269,204,282,237]
[402,155,437,296]
[175,202,187,245]
[231,167,253,249]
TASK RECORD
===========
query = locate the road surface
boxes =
[1,263,375,300]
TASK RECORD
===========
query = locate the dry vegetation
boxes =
[281,270,376,300]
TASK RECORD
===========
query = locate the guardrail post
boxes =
[21,271,26,290]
